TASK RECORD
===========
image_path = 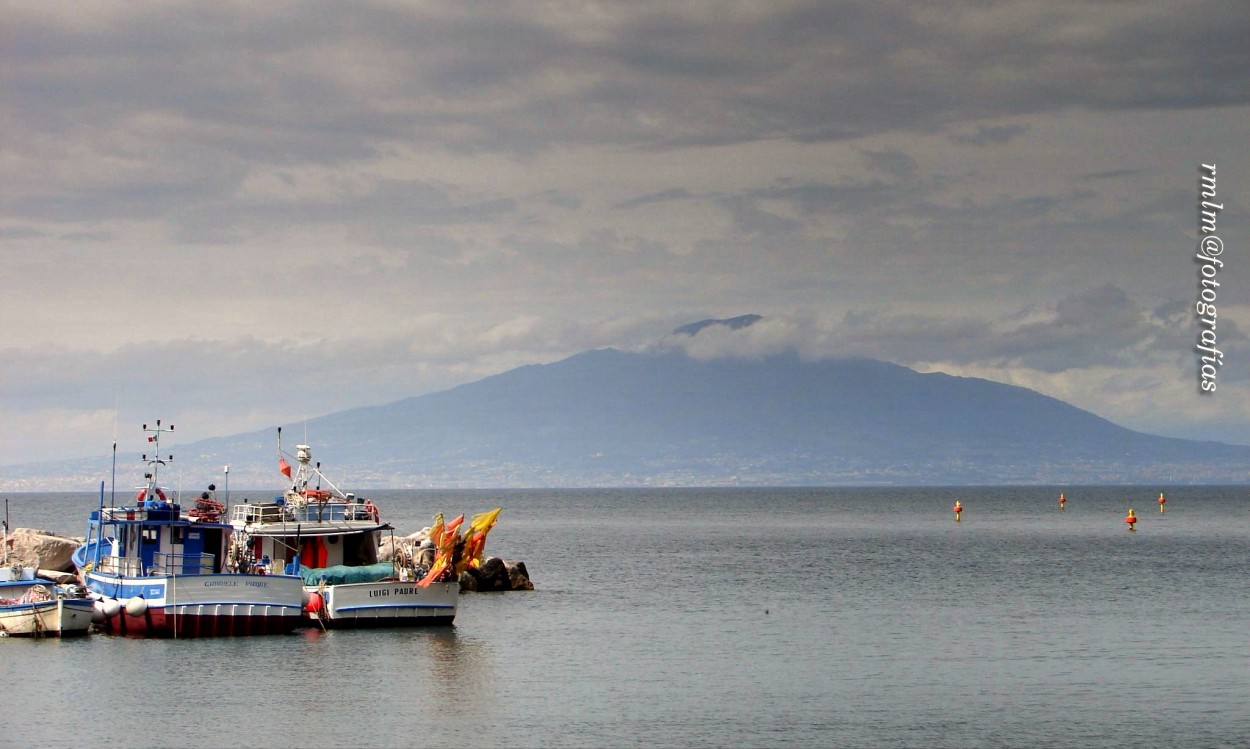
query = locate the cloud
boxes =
[949,124,1030,146]
[3,1,1250,467]
[657,284,1249,380]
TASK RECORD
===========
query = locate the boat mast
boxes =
[128,420,174,563]
[141,420,174,498]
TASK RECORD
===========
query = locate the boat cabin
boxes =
[86,502,231,578]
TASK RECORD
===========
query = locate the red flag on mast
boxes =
[279,458,292,479]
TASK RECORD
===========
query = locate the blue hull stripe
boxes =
[335,603,456,613]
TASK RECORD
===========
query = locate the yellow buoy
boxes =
[953,500,963,522]
[1125,508,1137,531]
[1158,492,1166,513]
[1058,492,1066,510]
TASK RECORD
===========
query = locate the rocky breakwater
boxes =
[3,528,82,583]
[379,528,534,592]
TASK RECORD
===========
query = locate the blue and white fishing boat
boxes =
[226,431,458,629]
[72,420,307,637]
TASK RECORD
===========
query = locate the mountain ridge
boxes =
[3,346,1248,490]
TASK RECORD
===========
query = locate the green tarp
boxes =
[297,561,394,585]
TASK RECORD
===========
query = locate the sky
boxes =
[2,0,1249,467]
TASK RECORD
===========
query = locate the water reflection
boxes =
[289,624,499,735]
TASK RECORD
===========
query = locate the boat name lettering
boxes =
[393,587,417,595]
[369,589,389,597]
[245,581,268,588]
[204,581,238,587]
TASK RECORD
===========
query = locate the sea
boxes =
[2,485,1249,749]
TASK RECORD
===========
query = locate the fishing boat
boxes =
[0,504,93,637]
[226,430,459,629]
[0,567,94,637]
[72,421,307,637]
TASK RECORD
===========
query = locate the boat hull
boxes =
[0,598,94,637]
[94,604,304,637]
[310,580,458,629]
[87,572,306,638]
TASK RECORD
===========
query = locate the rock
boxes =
[378,530,430,563]
[37,569,78,584]
[478,556,511,591]
[506,561,535,591]
[4,528,82,572]
[452,558,533,592]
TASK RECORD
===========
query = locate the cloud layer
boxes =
[2,1,1248,466]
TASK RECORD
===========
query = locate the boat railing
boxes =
[287,502,373,523]
[98,506,182,523]
[230,501,373,525]
[149,551,216,576]
[230,504,293,524]
[91,556,145,577]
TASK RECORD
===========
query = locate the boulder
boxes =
[477,556,510,591]
[506,560,535,591]
[378,530,430,563]
[4,528,82,572]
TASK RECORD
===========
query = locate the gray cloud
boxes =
[2,1,1249,465]
[950,125,1031,146]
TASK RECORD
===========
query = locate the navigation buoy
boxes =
[1058,493,1066,510]
[953,500,963,522]
[1125,508,1137,531]
[1158,492,1166,513]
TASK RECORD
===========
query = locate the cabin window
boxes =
[171,527,184,545]
[142,528,159,543]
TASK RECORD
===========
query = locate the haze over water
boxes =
[4,486,1248,748]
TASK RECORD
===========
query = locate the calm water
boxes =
[3,486,1249,748]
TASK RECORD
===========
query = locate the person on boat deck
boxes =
[257,555,271,575]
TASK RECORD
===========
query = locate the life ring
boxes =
[364,500,379,522]
[136,488,167,503]
[301,488,332,502]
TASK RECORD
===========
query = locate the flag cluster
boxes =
[417,508,502,587]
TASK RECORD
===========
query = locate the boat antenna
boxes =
[223,465,230,518]
[110,439,117,508]
[93,481,105,569]
[111,397,118,507]
[140,420,175,497]
[2,497,8,566]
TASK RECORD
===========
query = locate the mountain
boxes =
[5,347,1250,489]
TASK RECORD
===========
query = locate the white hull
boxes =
[0,598,94,637]
[87,572,307,637]
[311,580,458,628]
